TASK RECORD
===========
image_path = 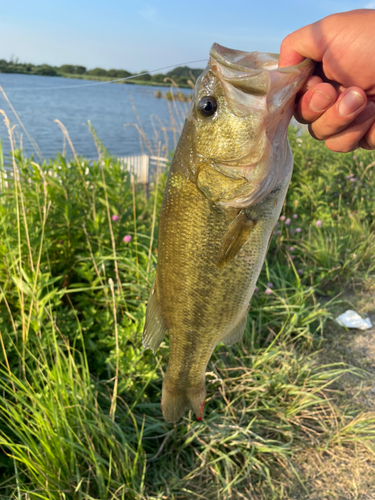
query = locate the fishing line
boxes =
[1,60,208,92]
[0,58,206,160]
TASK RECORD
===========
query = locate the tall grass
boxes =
[0,117,374,498]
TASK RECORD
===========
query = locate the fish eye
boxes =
[197,96,217,118]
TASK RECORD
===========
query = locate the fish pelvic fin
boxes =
[222,313,248,347]
[142,282,167,354]
[217,210,256,268]
[161,379,206,423]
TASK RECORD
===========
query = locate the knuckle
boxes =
[308,123,324,141]
[280,36,292,53]
[311,110,348,140]
[325,138,358,153]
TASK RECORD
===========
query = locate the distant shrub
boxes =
[60,64,87,74]
[136,71,151,81]
[74,65,86,74]
[107,68,132,78]
[87,67,108,76]
[34,65,57,76]
[151,73,165,83]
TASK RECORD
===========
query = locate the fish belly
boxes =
[153,158,288,422]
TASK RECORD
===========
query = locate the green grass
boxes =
[0,126,374,499]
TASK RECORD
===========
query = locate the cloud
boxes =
[364,1,375,7]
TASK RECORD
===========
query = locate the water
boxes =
[0,73,192,161]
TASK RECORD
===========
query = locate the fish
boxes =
[142,43,314,423]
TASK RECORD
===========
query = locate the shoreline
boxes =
[0,70,194,89]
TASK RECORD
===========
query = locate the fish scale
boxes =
[142,43,314,423]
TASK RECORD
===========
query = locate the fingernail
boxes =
[338,90,364,116]
[309,90,333,112]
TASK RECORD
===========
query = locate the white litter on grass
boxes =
[335,310,372,330]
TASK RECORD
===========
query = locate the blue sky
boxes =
[1,0,374,73]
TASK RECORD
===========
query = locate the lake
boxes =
[0,73,193,161]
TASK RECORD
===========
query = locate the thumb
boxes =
[279,22,326,68]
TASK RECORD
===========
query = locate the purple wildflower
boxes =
[315,220,322,228]
[265,288,272,295]
[293,214,298,219]
[289,246,295,252]
[123,235,132,243]
[280,215,286,221]
[285,218,291,225]
[353,155,357,160]
[267,282,274,289]
[276,230,281,235]
[254,286,259,293]
[298,269,303,275]
[112,214,119,222]
[290,255,295,260]
[296,227,301,233]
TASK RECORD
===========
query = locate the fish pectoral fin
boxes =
[222,313,247,347]
[217,210,256,268]
[142,282,167,354]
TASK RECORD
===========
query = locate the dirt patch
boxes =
[292,446,375,500]
[288,288,375,499]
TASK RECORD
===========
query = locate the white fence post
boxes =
[119,155,169,184]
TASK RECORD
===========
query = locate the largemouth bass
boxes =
[143,44,314,423]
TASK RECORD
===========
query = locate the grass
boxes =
[0,113,375,499]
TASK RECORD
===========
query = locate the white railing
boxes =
[119,154,169,183]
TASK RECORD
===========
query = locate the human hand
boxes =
[279,9,375,152]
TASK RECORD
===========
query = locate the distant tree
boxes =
[117,69,132,78]
[60,64,75,74]
[151,73,165,83]
[167,66,202,80]
[107,69,131,78]
[34,65,57,76]
[75,65,86,74]
[136,71,151,81]
[87,67,108,77]
[0,59,9,72]
[60,65,87,74]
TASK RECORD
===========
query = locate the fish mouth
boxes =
[208,42,314,111]
[210,43,280,73]
[210,42,313,74]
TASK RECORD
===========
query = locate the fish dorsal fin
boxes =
[221,313,247,346]
[217,210,256,268]
[142,282,167,354]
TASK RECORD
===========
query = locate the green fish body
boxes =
[143,44,314,423]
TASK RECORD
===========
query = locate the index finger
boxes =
[279,22,327,68]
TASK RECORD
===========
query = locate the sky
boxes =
[1,0,374,73]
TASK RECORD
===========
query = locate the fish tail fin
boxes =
[161,380,206,423]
